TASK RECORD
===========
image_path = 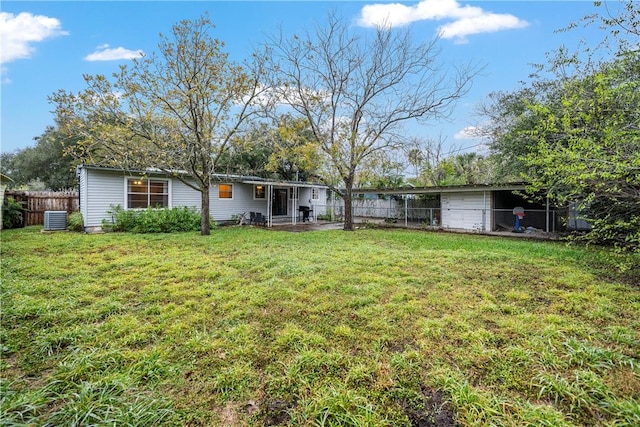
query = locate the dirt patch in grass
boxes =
[259,398,296,426]
[219,402,239,426]
[404,388,456,427]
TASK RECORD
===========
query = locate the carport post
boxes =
[291,186,296,225]
[330,190,334,221]
[546,196,550,233]
[267,184,273,227]
[404,195,408,227]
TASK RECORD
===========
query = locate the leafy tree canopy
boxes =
[51,15,267,235]
[481,1,639,252]
[1,126,78,191]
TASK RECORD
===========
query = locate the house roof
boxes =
[352,182,528,195]
[77,164,328,188]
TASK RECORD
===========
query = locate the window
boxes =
[127,179,168,208]
[219,184,233,199]
[254,185,265,199]
[311,188,319,200]
[289,188,298,200]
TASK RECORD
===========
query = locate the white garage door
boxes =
[441,192,490,231]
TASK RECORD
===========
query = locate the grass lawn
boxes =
[1,226,638,426]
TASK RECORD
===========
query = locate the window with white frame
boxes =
[289,187,298,199]
[254,185,266,199]
[311,188,319,200]
[127,178,169,208]
[219,184,233,199]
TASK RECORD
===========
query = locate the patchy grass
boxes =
[1,226,638,426]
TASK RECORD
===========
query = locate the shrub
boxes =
[2,197,25,229]
[105,205,206,233]
[67,212,84,232]
[104,205,137,232]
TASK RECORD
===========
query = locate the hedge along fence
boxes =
[4,191,79,226]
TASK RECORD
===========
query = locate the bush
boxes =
[67,212,84,232]
[104,205,137,232]
[104,205,207,233]
[2,197,25,229]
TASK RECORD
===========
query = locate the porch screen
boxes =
[127,179,169,208]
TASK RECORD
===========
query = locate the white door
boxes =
[441,192,487,231]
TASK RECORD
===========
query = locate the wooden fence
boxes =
[4,191,79,226]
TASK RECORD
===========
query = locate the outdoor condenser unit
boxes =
[44,211,67,231]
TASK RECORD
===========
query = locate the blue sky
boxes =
[1,1,612,155]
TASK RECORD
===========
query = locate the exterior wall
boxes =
[210,182,268,221]
[80,166,326,228]
[171,178,200,209]
[83,168,127,228]
[299,187,327,218]
[441,191,492,231]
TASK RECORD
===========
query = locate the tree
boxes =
[523,57,639,250]
[475,88,544,181]
[266,115,322,182]
[52,15,267,235]
[263,12,477,230]
[481,1,640,251]
[404,136,496,186]
[405,136,449,186]
[0,126,78,190]
[215,115,321,181]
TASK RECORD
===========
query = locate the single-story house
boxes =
[350,183,570,233]
[76,164,328,231]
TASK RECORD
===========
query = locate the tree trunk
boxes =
[343,178,354,231]
[200,180,211,236]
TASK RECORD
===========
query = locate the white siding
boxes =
[210,183,268,221]
[441,192,491,231]
[171,179,200,209]
[80,166,328,226]
[317,188,328,217]
[302,187,327,217]
[83,169,127,228]
[208,184,325,221]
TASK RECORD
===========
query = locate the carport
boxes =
[351,183,558,233]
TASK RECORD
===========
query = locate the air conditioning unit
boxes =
[44,211,67,231]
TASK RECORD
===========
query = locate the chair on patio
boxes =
[255,212,267,226]
[249,211,256,225]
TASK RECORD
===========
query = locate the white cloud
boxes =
[357,0,528,42]
[439,12,529,43]
[84,44,144,61]
[454,126,481,140]
[1,66,10,84]
[0,11,68,64]
[245,85,330,109]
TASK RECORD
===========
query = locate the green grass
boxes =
[1,226,638,426]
